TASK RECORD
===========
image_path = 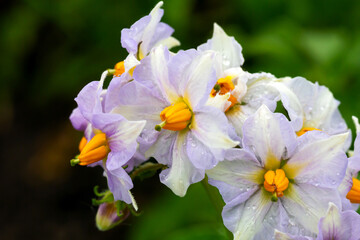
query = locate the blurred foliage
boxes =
[1,0,360,239]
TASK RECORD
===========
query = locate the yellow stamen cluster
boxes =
[210,76,237,112]
[73,133,110,166]
[264,169,289,199]
[346,178,360,203]
[296,127,321,137]
[155,102,192,131]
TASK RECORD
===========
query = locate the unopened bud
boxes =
[96,201,130,231]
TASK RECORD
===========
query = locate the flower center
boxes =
[155,101,192,131]
[71,133,110,166]
[346,178,360,203]
[210,76,238,111]
[264,169,289,200]
[296,127,321,136]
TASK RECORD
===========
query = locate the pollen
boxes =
[211,76,235,97]
[296,127,321,137]
[264,169,289,199]
[155,102,192,131]
[211,76,238,111]
[346,178,360,204]
[76,133,110,166]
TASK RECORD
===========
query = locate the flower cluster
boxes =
[69,2,360,239]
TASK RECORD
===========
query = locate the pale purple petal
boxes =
[243,72,279,110]
[104,75,131,113]
[168,49,198,93]
[91,113,146,170]
[106,166,133,204]
[186,131,218,169]
[121,2,175,56]
[225,104,257,137]
[112,80,166,120]
[222,189,275,239]
[338,168,356,210]
[121,15,151,54]
[198,23,244,68]
[191,106,239,151]
[206,149,264,203]
[281,183,342,236]
[274,77,348,135]
[124,151,147,173]
[181,51,219,111]
[242,105,298,168]
[283,131,348,188]
[145,130,177,165]
[133,45,179,103]
[147,22,174,51]
[317,202,360,240]
[159,131,204,197]
[75,81,103,121]
[69,107,88,131]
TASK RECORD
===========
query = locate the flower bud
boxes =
[96,201,130,231]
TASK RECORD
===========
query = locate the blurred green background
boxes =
[1,0,360,239]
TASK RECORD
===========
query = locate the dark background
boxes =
[1,0,360,239]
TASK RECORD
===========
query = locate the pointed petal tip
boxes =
[352,116,360,132]
[154,1,164,9]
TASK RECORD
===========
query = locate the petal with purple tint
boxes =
[282,183,342,236]
[111,80,165,125]
[223,188,275,239]
[206,149,265,203]
[181,51,219,111]
[273,77,348,136]
[133,46,179,103]
[69,107,88,131]
[145,130,177,165]
[186,131,219,170]
[283,131,348,188]
[159,130,204,197]
[198,23,244,69]
[75,80,103,121]
[91,113,145,170]
[191,106,239,150]
[242,105,297,169]
[104,75,130,112]
[121,15,151,54]
[106,166,133,204]
[120,2,177,57]
[317,202,360,240]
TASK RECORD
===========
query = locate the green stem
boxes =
[130,162,167,180]
[201,175,233,240]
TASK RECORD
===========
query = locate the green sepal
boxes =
[130,162,167,180]
[92,187,114,206]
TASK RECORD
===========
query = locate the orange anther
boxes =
[264,169,289,197]
[78,133,110,165]
[346,178,360,204]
